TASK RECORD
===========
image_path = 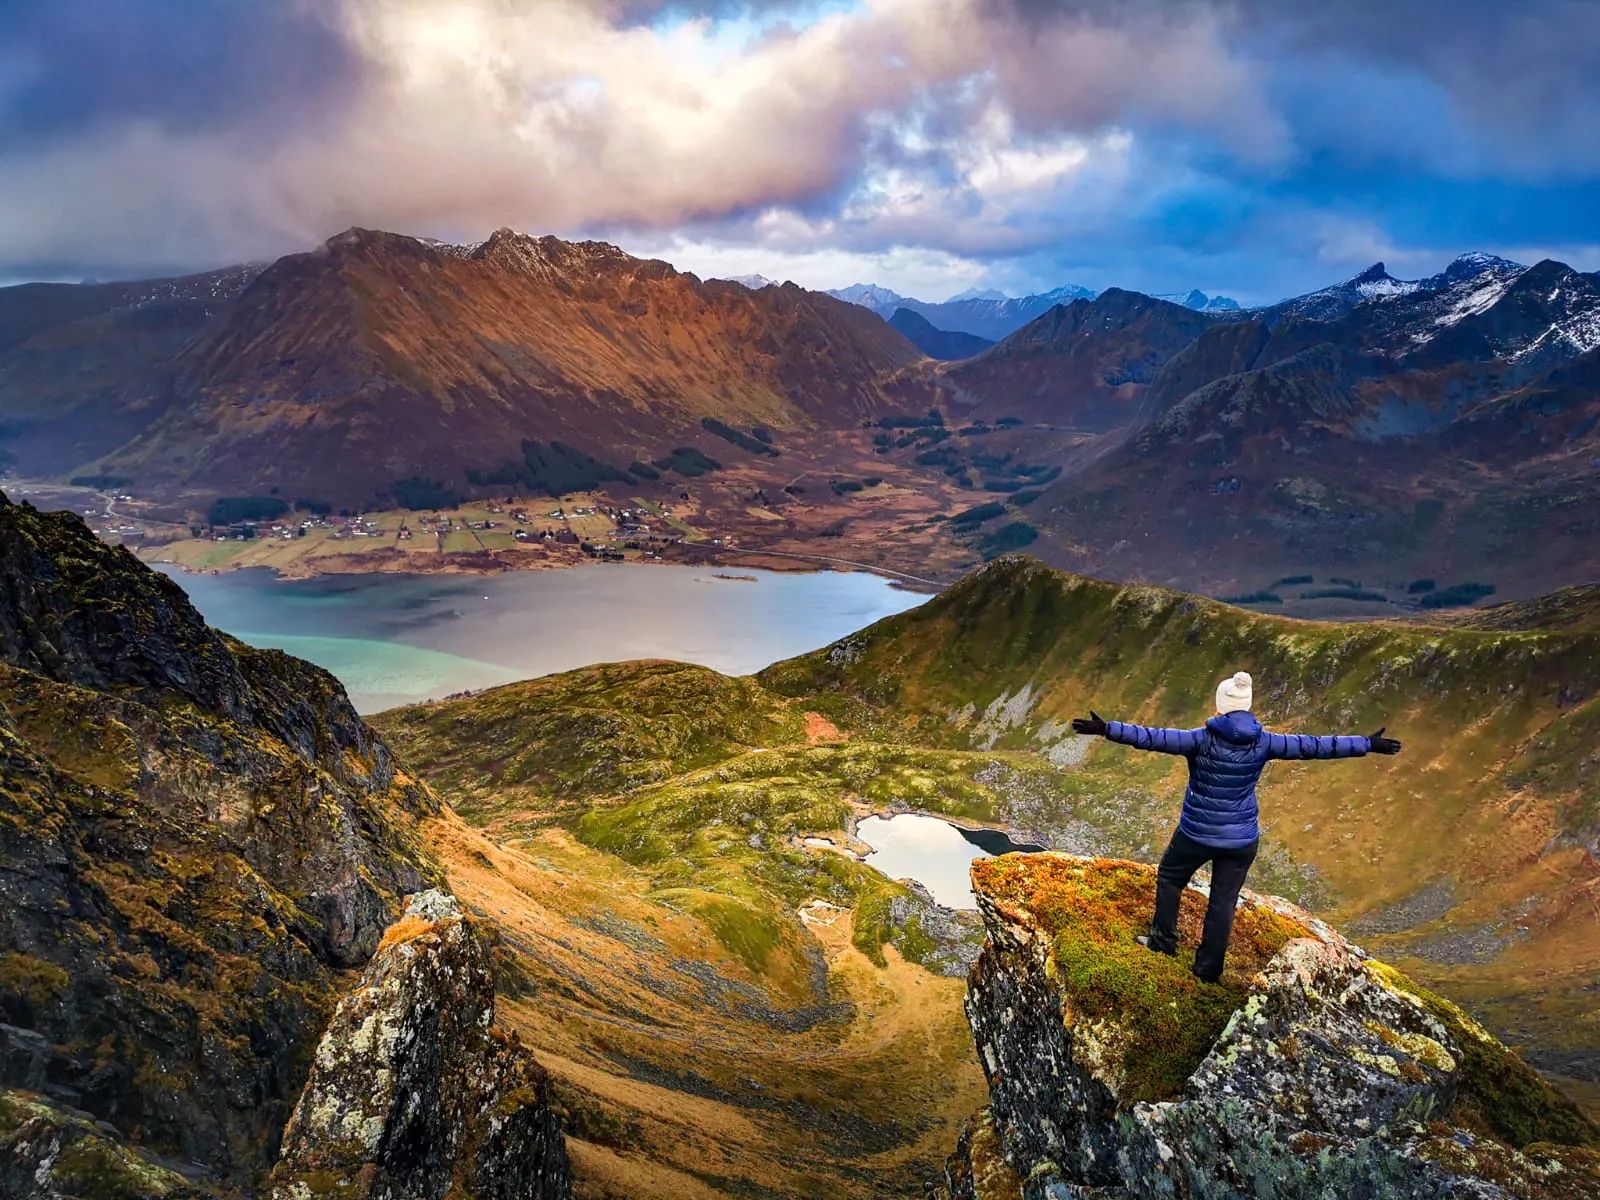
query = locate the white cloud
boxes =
[0,0,1261,275]
[625,226,992,299]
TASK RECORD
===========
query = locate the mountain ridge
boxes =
[0,227,925,505]
[828,281,1241,339]
[888,307,994,360]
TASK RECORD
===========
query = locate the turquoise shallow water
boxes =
[158,563,927,712]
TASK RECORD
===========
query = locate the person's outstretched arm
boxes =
[1072,711,1204,755]
[1265,726,1402,759]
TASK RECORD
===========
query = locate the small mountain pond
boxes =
[854,813,1044,910]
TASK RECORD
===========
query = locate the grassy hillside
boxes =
[759,555,1600,1107]
[378,679,1015,1199]
[379,554,1600,1196]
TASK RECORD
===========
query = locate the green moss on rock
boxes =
[972,854,1308,1104]
[1369,960,1600,1150]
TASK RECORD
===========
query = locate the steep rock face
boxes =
[0,492,442,1190]
[271,889,569,1200]
[940,854,1600,1200]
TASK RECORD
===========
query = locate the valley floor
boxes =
[422,811,988,1200]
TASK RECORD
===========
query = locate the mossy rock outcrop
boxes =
[1,1089,209,1200]
[943,853,1600,1200]
[0,492,444,1192]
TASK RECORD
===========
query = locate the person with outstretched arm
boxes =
[1071,671,1401,983]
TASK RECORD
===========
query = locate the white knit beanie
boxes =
[1216,671,1253,714]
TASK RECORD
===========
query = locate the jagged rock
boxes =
[942,853,1600,1200]
[929,1108,1027,1200]
[0,493,443,1189]
[270,890,570,1200]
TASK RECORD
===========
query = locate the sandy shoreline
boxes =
[142,538,946,591]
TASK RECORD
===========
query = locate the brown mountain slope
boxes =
[0,267,260,477]
[928,289,1223,430]
[17,229,923,503]
[1018,338,1600,600]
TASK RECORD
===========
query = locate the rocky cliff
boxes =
[271,889,569,1200]
[937,853,1600,1199]
[0,490,527,1195]
[0,491,572,1196]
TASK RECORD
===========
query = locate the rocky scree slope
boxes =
[271,888,569,1200]
[934,854,1600,1200]
[0,489,460,1194]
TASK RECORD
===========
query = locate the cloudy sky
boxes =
[4,0,1599,302]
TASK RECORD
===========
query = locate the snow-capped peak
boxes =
[827,282,912,308]
[1154,288,1241,312]
[1348,262,1420,299]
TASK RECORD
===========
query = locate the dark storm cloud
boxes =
[989,0,1600,171]
[0,0,365,150]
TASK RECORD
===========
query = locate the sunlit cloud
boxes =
[1,0,1598,299]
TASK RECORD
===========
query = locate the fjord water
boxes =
[159,564,925,712]
[856,813,1043,909]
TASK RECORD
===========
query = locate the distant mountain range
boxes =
[824,281,1239,341]
[933,289,1219,428]
[949,250,1600,593]
[3,231,1598,592]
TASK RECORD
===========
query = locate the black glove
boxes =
[1368,727,1402,755]
[1072,710,1108,737]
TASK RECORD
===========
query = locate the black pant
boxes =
[1148,829,1259,982]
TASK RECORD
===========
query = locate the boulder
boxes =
[939,853,1600,1200]
[271,890,570,1200]
[0,1089,210,1200]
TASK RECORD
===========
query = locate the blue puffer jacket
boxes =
[1105,710,1370,849]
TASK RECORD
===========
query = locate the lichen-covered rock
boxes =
[932,1108,1027,1200]
[953,853,1600,1200]
[0,1088,211,1199]
[270,890,570,1200]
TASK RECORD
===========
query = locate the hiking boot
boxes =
[1136,935,1175,957]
